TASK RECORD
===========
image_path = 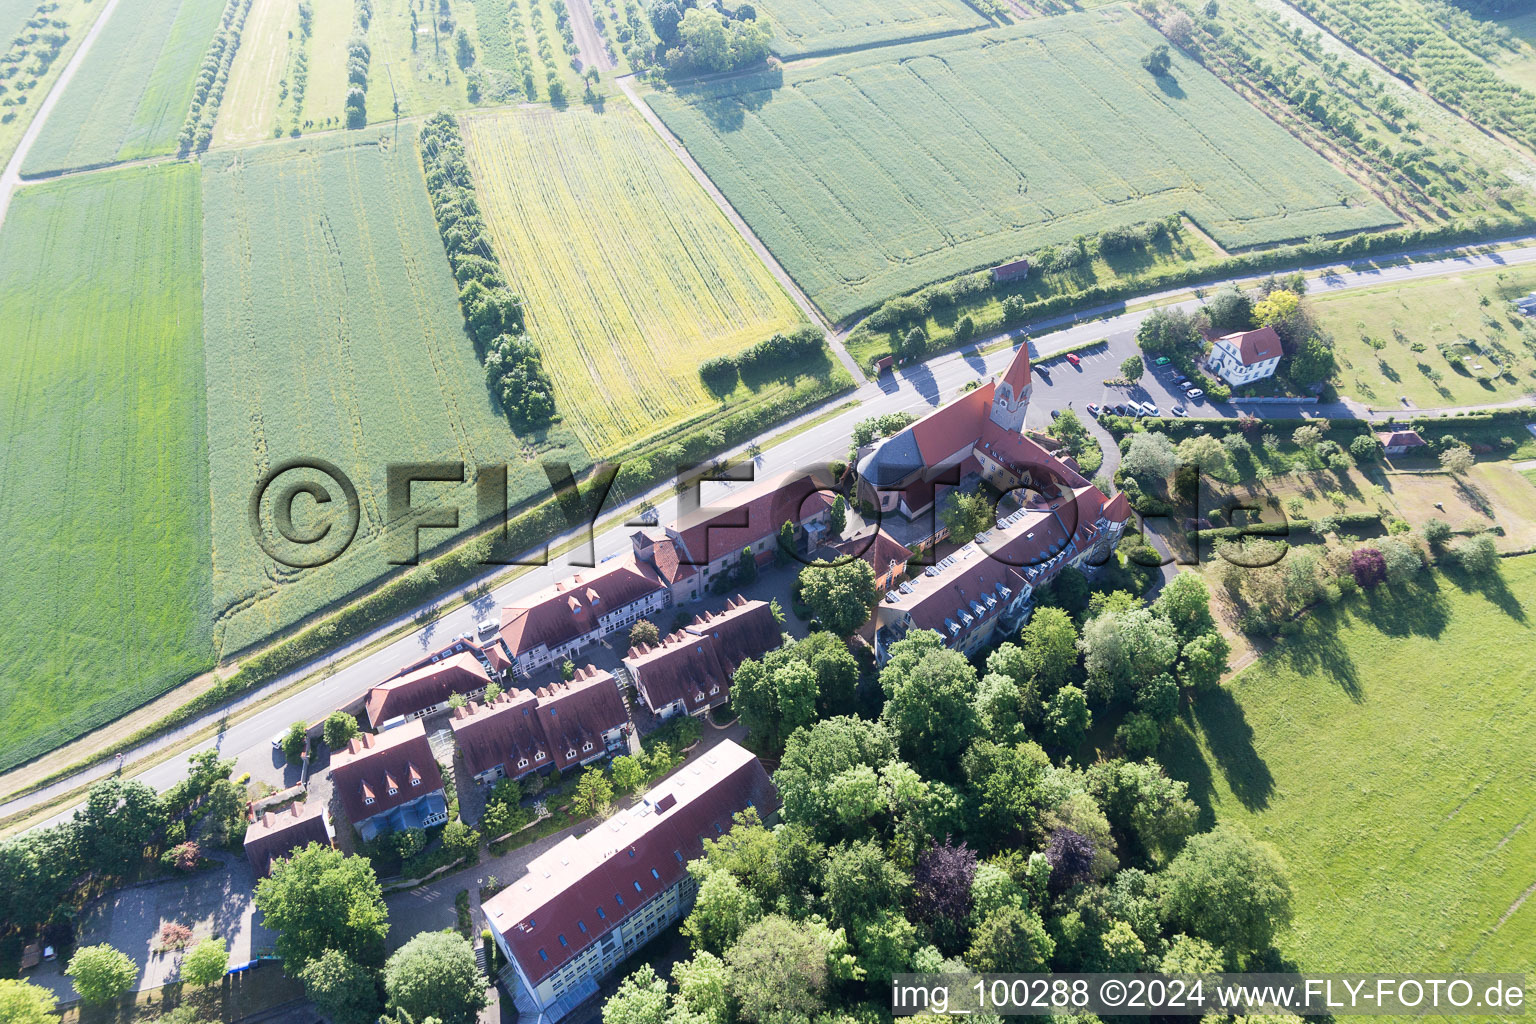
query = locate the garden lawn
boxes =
[647,9,1396,322]
[1163,556,1536,986]
[459,105,808,453]
[201,128,588,657]
[21,0,228,174]
[751,0,989,57]
[1312,264,1536,409]
[0,164,214,773]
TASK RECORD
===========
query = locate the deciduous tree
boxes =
[255,844,389,971]
[300,949,381,1024]
[66,944,137,1004]
[384,931,488,1024]
[798,558,877,636]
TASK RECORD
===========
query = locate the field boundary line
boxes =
[614,73,865,384]
[0,0,126,232]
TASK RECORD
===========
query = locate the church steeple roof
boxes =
[1000,343,1031,394]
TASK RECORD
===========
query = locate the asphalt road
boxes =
[8,235,1536,829]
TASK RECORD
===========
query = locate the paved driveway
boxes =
[28,855,268,1000]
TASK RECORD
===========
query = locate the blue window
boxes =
[596,906,606,920]
[674,850,683,863]
[615,894,625,906]
[578,921,587,934]
[651,868,660,880]
[550,709,557,717]
[633,881,643,893]
[558,934,568,947]
[529,917,536,928]
[538,949,548,962]
[628,849,635,858]
[713,822,722,834]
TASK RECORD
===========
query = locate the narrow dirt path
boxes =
[567,0,615,72]
[0,0,126,232]
[614,73,866,384]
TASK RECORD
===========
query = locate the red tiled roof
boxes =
[365,651,490,727]
[499,560,667,659]
[624,598,780,715]
[832,528,913,580]
[909,382,994,465]
[483,740,776,987]
[531,667,629,772]
[1376,429,1426,448]
[450,689,548,778]
[243,802,331,878]
[1220,325,1282,365]
[670,472,834,568]
[999,342,1031,394]
[1103,491,1131,524]
[330,721,445,826]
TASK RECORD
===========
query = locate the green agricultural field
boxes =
[1163,557,1536,986]
[0,0,100,169]
[647,9,1396,322]
[212,0,297,146]
[21,0,228,174]
[1314,264,1536,410]
[201,128,588,657]
[459,106,808,453]
[752,0,989,57]
[0,164,213,774]
[364,0,480,120]
[299,0,352,128]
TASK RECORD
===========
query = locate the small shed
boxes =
[1376,428,1427,456]
[991,257,1031,284]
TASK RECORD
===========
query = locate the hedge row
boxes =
[698,324,825,393]
[176,0,254,156]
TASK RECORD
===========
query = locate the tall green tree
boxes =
[881,647,979,778]
[798,559,877,636]
[384,932,488,1024]
[65,944,137,1004]
[939,491,995,545]
[73,778,165,872]
[1020,607,1079,692]
[255,843,390,970]
[967,907,1054,972]
[181,938,229,988]
[1160,825,1292,957]
[0,979,59,1024]
[324,712,361,750]
[573,768,615,819]
[300,950,382,1024]
[603,965,671,1024]
[683,868,763,954]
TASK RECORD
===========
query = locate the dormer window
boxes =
[387,785,398,796]
[364,796,375,806]
[708,684,719,695]
[535,751,546,761]
[567,748,577,760]
[695,691,705,703]
[582,741,593,752]
[517,757,530,769]
[411,776,420,786]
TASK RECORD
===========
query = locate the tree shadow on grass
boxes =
[1357,574,1450,641]
[1442,561,1527,623]
[1271,607,1362,700]
[1158,716,1219,831]
[1190,686,1275,812]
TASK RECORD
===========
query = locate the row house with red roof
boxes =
[365,641,506,731]
[451,665,631,785]
[329,721,450,841]
[622,596,781,720]
[662,470,835,585]
[855,344,1130,664]
[483,739,775,1021]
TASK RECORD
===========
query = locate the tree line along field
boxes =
[1163,556,1536,988]
[0,164,214,774]
[751,0,990,58]
[458,105,809,453]
[646,10,1397,323]
[21,0,228,174]
[0,0,100,169]
[201,128,587,658]
[210,0,297,147]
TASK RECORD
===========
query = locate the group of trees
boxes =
[648,0,770,73]
[698,325,826,396]
[344,0,372,128]
[176,0,254,155]
[603,574,1290,1024]
[0,753,246,942]
[255,843,487,1024]
[419,113,555,429]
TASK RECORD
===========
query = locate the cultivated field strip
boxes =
[752,0,989,57]
[459,106,806,452]
[648,10,1397,321]
[201,129,586,656]
[212,0,296,146]
[0,165,214,773]
[21,0,229,174]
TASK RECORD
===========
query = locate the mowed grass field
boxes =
[1312,263,1536,409]
[201,128,588,656]
[0,165,214,774]
[459,106,808,452]
[0,0,100,169]
[21,0,228,174]
[212,0,296,146]
[647,10,1396,322]
[1163,557,1536,987]
[753,0,988,57]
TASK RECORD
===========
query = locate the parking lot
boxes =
[1023,329,1220,431]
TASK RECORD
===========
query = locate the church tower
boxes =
[989,343,1032,433]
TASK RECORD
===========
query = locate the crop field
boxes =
[212,0,296,146]
[1163,556,1536,985]
[647,11,1396,322]
[21,0,228,174]
[201,128,588,656]
[299,0,352,128]
[0,0,100,169]
[459,106,808,452]
[751,0,989,57]
[0,165,213,774]
[1312,263,1536,409]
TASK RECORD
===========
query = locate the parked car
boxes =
[1065,352,1082,367]
[1036,366,1052,383]
[478,618,498,637]
[1051,408,1061,420]
[1113,404,1127,415]
[1173,375,1190,386]
[1154,356,1171,366]
[1186,388,1205,399]
[1142,402,1160,416]
[1086,403,1101,417]
[1171,404,1187,417]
